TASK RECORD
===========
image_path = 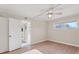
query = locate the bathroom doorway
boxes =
[21,20,31,48]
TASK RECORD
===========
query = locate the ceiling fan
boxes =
[32,4,62,19]
[47,10,62,18]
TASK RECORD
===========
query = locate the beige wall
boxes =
[31,20,48,44]
[48,15,79,47]
[0,17,9,53]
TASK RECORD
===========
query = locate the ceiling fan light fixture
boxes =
[48,14,52,18]
[48,12,53,18]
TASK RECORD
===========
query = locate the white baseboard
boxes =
[49,39,79,47]
[31,39,46,45]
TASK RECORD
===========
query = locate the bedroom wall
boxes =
[48,14,79,47]
[0,17,9,53]
[31,20,48,44]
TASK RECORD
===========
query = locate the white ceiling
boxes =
[0,4,79,21]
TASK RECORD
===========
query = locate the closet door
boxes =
[9,18,22,51]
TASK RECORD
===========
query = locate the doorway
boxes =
[21,20,31,47]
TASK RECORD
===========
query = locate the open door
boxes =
[9,18,22,51]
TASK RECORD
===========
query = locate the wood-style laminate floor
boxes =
[4,41,79,54]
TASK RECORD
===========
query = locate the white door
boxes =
[9,18,22,51]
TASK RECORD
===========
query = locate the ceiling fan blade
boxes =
[53,12,62,15]
[49,4,61,10]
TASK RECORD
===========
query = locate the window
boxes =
[65,22,77,28]
[55,21,78,29]
[55,24,64,28]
